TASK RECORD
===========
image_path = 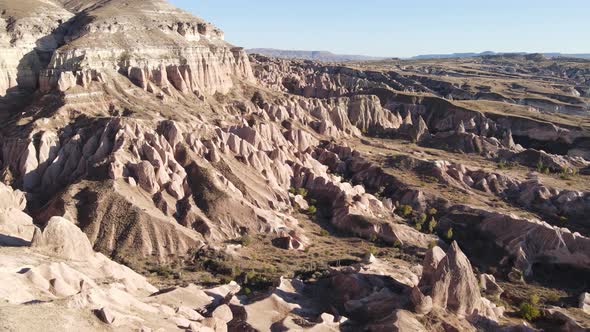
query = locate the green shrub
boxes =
[418,213,428,224]
[368,246,377,255]
[445,227,454,240]
[307,205,317,215]
[319,229,329,237]
[152,265,174,278]
[546,293,560,303]
[427,217,438,234]
[518,301,540,321]
[238,234,252,246]
[296,188,308,198]
[560,167,578,180]
[427,208,438,216]
[414,221,423,231]
[398,205,413,217]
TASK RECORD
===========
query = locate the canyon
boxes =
[0,0,589,331]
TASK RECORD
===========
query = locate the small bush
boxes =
[546,293,560,303]
[445,227,454,240]
[368,246,377,255]
[559,216,568,223]
[518,301,540,321]
[418,213,428,224]
[307,205,317,215]
[427,208,438,216]
[297,188,308,198]
[152,265,174,278]
[319,229,329,237]
[238,234,253,247]
[536,161,544,173]
[427,217,438,234]
[398,205,413,217]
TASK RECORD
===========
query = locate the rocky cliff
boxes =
[0,0,253,99]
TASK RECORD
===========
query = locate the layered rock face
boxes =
[0,0,73,96]
[1,0,253,98]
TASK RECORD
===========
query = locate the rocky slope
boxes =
[1,0,590,331]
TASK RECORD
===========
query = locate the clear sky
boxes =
[169,0,590,58]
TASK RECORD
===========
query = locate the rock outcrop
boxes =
[420,243,504,321]
[579,292,590,314]
[0,182,35,246]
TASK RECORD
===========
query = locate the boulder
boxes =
[170,316,191,328]
[363,253,377,264]
[211,304,233,323]
[31,217,95,261]
[579,293,590,314]
[418,246,446,288]
[129,161,160,194]
[366,310,427,332]
[201,317,227,332]
[293,194,309,210]
[410,286,432,315]
[480,274,504,299]
[0,209,36,246]
[95,307,115,324]
[177,306,204,321]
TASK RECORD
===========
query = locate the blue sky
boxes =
[170,0,590,58]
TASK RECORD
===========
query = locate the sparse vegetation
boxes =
[518,294,541,321]
[559,167,578,180]
[398,205,413,217]
[307,205,317,215]
[297,188,308,198]
[445,227,454,240]
[238,234,253,246]
[536,161,550,174]
[427,217,437,234]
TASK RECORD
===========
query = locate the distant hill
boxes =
[412,51,590,60]
[246,48,386,62]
